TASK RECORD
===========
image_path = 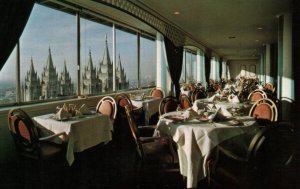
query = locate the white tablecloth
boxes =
[131,97,162,125]
[193,99,253,114]
[156,111,258,188]
[33,113,113,165]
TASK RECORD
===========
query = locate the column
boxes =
[209,57,214,80]
[221,60,227,81]
[226,65,231,80]
[156,32,170,96]
[196,49,207,88]
[265,44,274,84]
[278,13,294,121]
[215,58,220,82]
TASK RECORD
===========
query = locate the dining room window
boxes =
[0,2,157,106]
[115,28,137,90]
[140,35,156,88]
[80,17,113,94]
[180,50,197,83]
[19,4,77,102]
[0,47,16,105]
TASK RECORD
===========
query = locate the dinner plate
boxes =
[214,119,243,126]
[198,117,210,122]
[163,115,185,122]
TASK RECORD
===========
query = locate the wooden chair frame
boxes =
[149,87,165,98]
[247,89,267,102]
[8,108,66,160]
[158,96,179,116]
[249,98,278,122]
[179,93,192,110]
[96,96,117,120]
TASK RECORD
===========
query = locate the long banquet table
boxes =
[155,111,259,188]
[33,113,113,165]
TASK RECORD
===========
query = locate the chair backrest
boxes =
[191,88,207,102]
[96,96,117,120]
[124,105,143,157]
[247,89,267,102]
[264,83,273,91]
[159,96,179,115]
[115,93,133,111]
[187,83,195,91]
[249,98,278,122]
[179,93,191,110]
[150,87,164,98]
[8,108,40,157]
[246,124,293,167]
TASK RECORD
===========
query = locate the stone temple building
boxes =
[22,58,41,101]
[23,35,128,101]
[22,48,74,101]
[81,36,129,95]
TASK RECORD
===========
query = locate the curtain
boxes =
[205,54,211,85]
[0,0,35,71]
[164,36,183,99]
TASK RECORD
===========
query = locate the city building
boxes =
[22,58,41,101]
[23,48,74,101]
[82,36,129,94]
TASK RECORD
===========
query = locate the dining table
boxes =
[155,109,259,188]
[131,96,162,125]
[33,112,113,165]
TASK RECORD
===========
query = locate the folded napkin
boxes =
[53,108,71,121]
[79,104,92,115]
[207,94,218,102]
[62,103,69,112]
[182,108,199,120]
[228,94,240,103]
[212,107,233,122]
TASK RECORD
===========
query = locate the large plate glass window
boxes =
[80,17,113,95]
[0,48,17,105]
[140,36,156,88]
[20,4,77,102]
[116,28,137,90]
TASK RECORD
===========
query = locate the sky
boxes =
[0,4,156,85]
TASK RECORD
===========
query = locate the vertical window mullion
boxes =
[112,24,116,91]
[77,12,81,96]
[137,33,140,88]
[16,41,21,104]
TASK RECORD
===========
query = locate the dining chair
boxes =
[248,98,278,122]
[247,89,267,102]
[149,87,164,98]
[264,82,274,92]
[207,126,273,189]
[8,108,67,168]
[207,123,295,189]
[191,88,207,102]
[96,96,117,120]
[158,96,179,116]
[114,94,145,143]
[179,93,192,110]
[124,105,177,167]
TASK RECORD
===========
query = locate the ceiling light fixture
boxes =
[257,27,263,30]
[174,11,180,15]
[228,36,236,39]
[255,39,259,42]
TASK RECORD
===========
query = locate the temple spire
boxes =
[102,34,111,65]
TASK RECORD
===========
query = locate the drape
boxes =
[164,36,183,99]
[205,54,211,85]
[0,0,35,71]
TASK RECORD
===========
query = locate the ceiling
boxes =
[136,0,292,61]
[44,0,292,62]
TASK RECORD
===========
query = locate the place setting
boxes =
[51,103,93,121]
